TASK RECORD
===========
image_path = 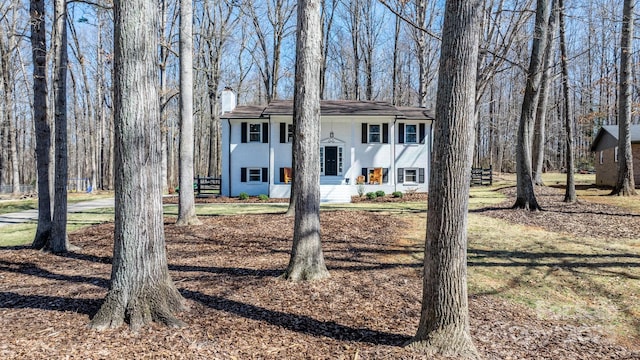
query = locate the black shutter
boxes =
[241,167,247,182]
[279,168,284,182]
[398,123,405,143]
[361,123,368,143]
[419,123,426,144]
[383,168,389,183]
[262,168,268,182]
[241,122,247,143]
[280,123,286,143]
[382,123,389,143]
[361,168,368,177]
[419,168,425,183]
[262,123,269,143]
[397,168,404,183]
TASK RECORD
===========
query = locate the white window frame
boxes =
[368,124,381,143]
[287,124,294,143]
[614,146,619,163]
[404,168,418,184]
[248,168,262,183]
[249,123,262,142]
[405,124,418,144]
[599,151,604,164]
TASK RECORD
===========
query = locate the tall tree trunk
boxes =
[282,0,329,281]
[407,0,481,357]
[176,0,200,226]
[558,0,576,202]
[90,0,185,330]
[49,0,71,253]
[513,0,550,211]
[532,0,558,186]
[30,0,52,249]
[611,0,636,196]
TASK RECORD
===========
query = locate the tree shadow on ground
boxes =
[0,291,100,315]
[0,259,109,288]
[180,288,411,346]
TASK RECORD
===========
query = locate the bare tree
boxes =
[611,0,636,196]
[407,0,481,357]
[558,0,575,202]
[176,0,200,226]
[30,0,53,249]
[90,0,185,330]
[513,0,550,211]
[532,0,558,185]
[47,0,72,253]
[282,0,329,281]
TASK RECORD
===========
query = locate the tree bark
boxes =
[407,0,481,357]
[176,0,200,226]
[513,0,550,211]
[90,0,185,331]
[49,0,71,253]
[532,0,558,186]
[282,0,329,281]
[558,0,576,203]
[611,0,636,196]
[30,0,52,249]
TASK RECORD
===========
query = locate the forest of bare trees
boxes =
[0,0,636,193]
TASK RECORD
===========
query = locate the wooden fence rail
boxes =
[471,165,492,186]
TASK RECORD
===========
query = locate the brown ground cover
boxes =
[1,191,639,359]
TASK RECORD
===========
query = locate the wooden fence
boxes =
[471,165,492,186]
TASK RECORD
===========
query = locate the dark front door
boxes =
[324,146,338,176]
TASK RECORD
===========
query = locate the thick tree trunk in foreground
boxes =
[611,0,636,196]
[176,0,200,226]
[90,0,185,331]
[513,0,550,211]
[558,0,576,203]
[282,0,329,281]
[406,0,480,357]
[30,0,52,249]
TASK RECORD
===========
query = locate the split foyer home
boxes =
[590,125,640,187]
[219,90,435,202]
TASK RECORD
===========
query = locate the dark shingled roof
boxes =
[590,125,640,152]
[222,100,434,120]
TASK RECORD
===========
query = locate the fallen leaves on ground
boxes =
[0,199,638,359]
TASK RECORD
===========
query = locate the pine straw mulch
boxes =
[1,194,639,359]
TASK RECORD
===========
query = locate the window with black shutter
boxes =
[241,167,247,182]
[280,123,286,143]
[382,123,389,143]
[419,123,426,144]
[262,168,268,182]
[419,168,425,183]
[241,123,247,143]
[361,123,368,143]
[262,123,269,143]
[397,168,404,183]
[398,123,405,143]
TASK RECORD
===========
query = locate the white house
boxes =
[220,92,434,203]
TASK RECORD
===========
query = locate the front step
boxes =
[320,185,352,203]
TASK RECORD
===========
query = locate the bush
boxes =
[366,192,377,200]
[392,191,403,198]
[375,190,385,197]
[238,192,249,200]
[258,194,269,201]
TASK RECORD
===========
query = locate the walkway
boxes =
[0,198,115,228]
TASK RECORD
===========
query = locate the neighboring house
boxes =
[220,91,434,203]
[590,125,640,187]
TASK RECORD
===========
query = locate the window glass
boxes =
[249,124,261,142]
[369,124,381,143]
[248,168,261,182]
[405,169,417,183]
[287,124,294,143]
[406,124,417,143]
